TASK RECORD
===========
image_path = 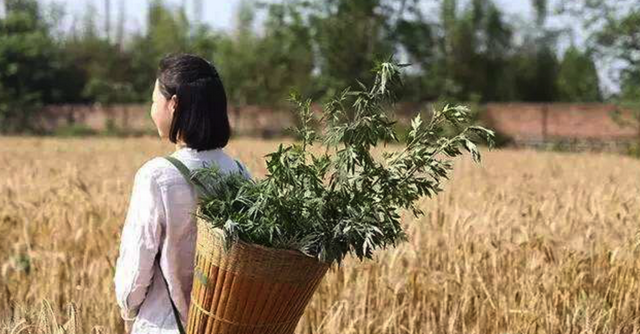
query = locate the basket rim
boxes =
[196,216,331,266]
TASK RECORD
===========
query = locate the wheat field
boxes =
[1,137,639,334]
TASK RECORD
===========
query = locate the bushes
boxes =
[52,124,98,137]
[51,119,156,138]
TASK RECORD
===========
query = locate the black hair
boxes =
[157,54,231,151]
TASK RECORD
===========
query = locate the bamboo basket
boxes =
[186,217,330,334]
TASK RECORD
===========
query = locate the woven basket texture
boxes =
[187,218,330,334]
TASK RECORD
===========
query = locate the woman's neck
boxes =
[175,141,187,151]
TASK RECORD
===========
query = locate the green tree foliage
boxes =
[621,75,640,102]
[127,0,191,101]
[213,1,315,109]
[598,10,640,101]
[147,0,189,57]
[307,0,395,97]
[63,0,204,103]
[561,0,638,101]
[211,2,261,108]
[0,0,72,132]
[561,0,639,155]
[507,0,562,102]
[4,0,638,135]
[510,43,560,102]
[392,0,563,103]
[439,0,514,101]
[64,3,138,104]
[557,46,602,102]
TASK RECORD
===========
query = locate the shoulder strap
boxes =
[235,159,245,175]
[158,156,189,334]
[164,156,210,196]
[156,257,187,334]
[157,157,244,333]
[165,156,192,184]
[167,155,246,180]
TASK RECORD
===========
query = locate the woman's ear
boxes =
[169,95,179,114]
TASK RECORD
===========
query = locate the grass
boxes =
[1,137,639,334]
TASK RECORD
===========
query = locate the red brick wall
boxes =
[37,104,153,132]
[484,103,638,143]
[483,103,545,142]
[37,104,295,137]
[37,103,639,146]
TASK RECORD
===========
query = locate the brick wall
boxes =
[37,102,639,149]
[37,104,295,138]
[483,103,638,148]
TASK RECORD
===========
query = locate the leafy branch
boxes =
[191,60,495,266]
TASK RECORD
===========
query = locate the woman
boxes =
[113,54,251,334]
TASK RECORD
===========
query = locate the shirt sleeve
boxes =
[113,163,165,320]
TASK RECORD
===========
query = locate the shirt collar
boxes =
[171,146,224,160]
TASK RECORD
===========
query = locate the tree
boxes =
[391,4,438,102]
[212,1,261,108]
[0,0,65,132]
[600,11,640,101]
[557,46,601,102]
[146,0,189,61]
[258,2,315,104]
[509,43,560,102]
[307,0,396,97]
[128,0,191,100]
[63,2,138,104]
[419,0,514,102]
[560,0,638,100]
[213,1,314,108]
[503,0,562,102]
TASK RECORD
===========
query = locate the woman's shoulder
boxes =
[134,152,252,187]
[134,157,184,188]
[212,151,252,179]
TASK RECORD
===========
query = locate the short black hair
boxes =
[157,54,231,151]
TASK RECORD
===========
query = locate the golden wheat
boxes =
[1,137,639,334]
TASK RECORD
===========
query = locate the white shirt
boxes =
[113,147,252,334]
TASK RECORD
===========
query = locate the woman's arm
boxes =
[113,163,165,320]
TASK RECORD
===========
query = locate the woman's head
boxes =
[151,54,230,151]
